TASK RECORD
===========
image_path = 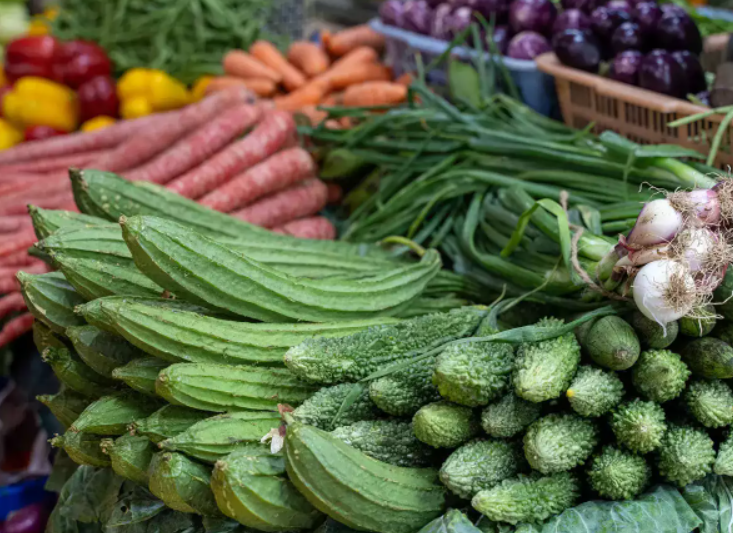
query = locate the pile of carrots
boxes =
[208,24,410,126]
[0,86,341,348]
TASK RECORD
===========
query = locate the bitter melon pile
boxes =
[28,169,733,533]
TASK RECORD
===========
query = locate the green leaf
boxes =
[312,518,363,533]
[60,466,125,524]
[501,204,539,258]
[418,509,483,532]
[577,205,603,236]
[448,60,482,109]
[537,199,578,285]
[682,475,733,533]
[105,483,165,528]
[45,450,79,493]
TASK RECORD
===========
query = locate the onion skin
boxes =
[627,199,683,247]
[633,259,696,325]
[687,189,720,226]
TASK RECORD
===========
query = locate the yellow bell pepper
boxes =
[0,119,23,150]
[191,76,213,102]
[27,7,58,36]
[81,116,116,132]
[117,68,191,117]
[3,77,78,132]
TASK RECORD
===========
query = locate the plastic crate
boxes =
[369,19,559,117]
[535,37,733,169]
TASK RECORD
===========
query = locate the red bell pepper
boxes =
[4,36,60,83]
[77,76,119,122]
[53,41,112,89]
[24,125,66,142]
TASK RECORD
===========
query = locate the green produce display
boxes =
[523,414,597,474]
[67,325,143,378]
[630,312,679,349]
[131,405,211,444]
[291,383,380,431]
[657,426,715,487]
[332,420,435,467]
[582,316,640,370]
[684,379,733,428]
[609,399,668,454]
[111,357,169,397]
[369,356,441,416]
[18,271,86,334]
[71,393,161,435]
[413,401,480,449]
[42,346,117,398]
[480,393,541,438]
[566,366,624,417]
[587,446,651,500]
[632,350,691,402]
[51,431,110,468]
[37,389,92,429]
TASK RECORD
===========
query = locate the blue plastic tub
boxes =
[0,476,51,521]
[370,19,559,118]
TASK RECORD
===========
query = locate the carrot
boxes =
[0,216,30,234]
[95,87,253,173]
[287,42,330,78]
[0,250,38,267]
[274,216,336,240]
[395,72,414,87]
[274,78,331,111]
[250,40,307,92]
[0,293,26,318]
[0,149,107,175]
[326,183,343,204]
[325,119,345,130]
[205,76,276,98]
[0,261,45,279]
[199,147,316,212]
[0,229,38,258]
[125,104,262,184]
[329,46,379,71]
[296,106,328,126]
[167,109,295,199]
[0,313,34,346]
[223,50,282,83]
[328,63,392,91]
[343,81,408,107]
[326,25,386,56]
[231,178,328,228]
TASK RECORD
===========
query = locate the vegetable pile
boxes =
[0,87,340,347]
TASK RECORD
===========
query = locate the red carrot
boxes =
[124,104,263,184]
[0,260,45,279]
[199,147,316,212]
[0,229,38,257]
[0,313,34,346]
[0,216,31,234]
[0,250,37,267]
[0,149,108,175]
[0,181,71,216]
[167,110,296,199]
[0,293,26,318]
[231,178,328,228]
[274,216,336,240]
[94,87,255,173]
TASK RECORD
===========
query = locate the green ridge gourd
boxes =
[609,399,667,454]
[523,414,597,474]
[439,439,525,499]
[42,346,116,398]
[32,322,66,352]
[97,297,396,366]
[37,389,92,428]
[70,393,161,435]
[513,317,580,403]
[684,379,733,427]
[284,415,446,533]
[657,425,715,486]
[566,366,624,417]
[291,383,381,431]
[67,325,143,378]
[632,350,691,402]
[471,472,579,525]
[131,405,211,444]
[160,412,281,463]
[18,272,86,334]
[101,434,154,485]
[112,357,169,397]
[432,341,514,407]
[587,446,651,500]
[331,420,435,467]
[480,393,541,438]
[155,363,318,412]
[28,206,106,239]
[413,401,480,449]
[285,307,486,384]
[120,215,441,322]
[211,446,323,531]
[51,431,110,467]
[148,452,220,515]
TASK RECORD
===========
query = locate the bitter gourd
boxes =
[37,389,92,428]
[67,325,143,378]
[42,347,116,398]
[112,358,169,397]
[28,205,105,240]
[211,446,323,531]
[284,416,446,533]
[155,363,318,412]
[285,306,486,384]
[291,383,380,431]
[369,356,441,416]
[121,215,441,322]
[131,405,211,444]
[161,412,281,463]
[98,297,398,366]
[148,452,219,516]
[18,272,86,334]
[51,431,110,467]
[70,393,161,435]
[331,420,435,467]
[101,434,154,485]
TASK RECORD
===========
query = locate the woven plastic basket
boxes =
[267,0,314,41]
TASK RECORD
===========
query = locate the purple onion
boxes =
[426,0,444,6]
[552,9,592,34]
[656,12,702,54]
[633,1,662,33]
[447,6,475,36]
[671,50,707,94]
[403,0,434,34]
[462,0,510,18]
[507,30,552,59]
[612,21,645,53]
[379,0,405,26]
[509,0,557,36]
[660,3,687,16]
[561,0,603,13]
[591,6,632,42]
[606,0,633,12]
[431,4,454,39]
[553,28,601,71]
[610,49,643,84]
[639,49,685,97]
[488,25,512,53]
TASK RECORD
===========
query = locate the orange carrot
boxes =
[320,93,342,107]
[205,76,277,97]
[395,72,414,87]
[343,81,408,107]
[250,41,307,91]
[328,63,392,91]
[0,313,34,346]
[287,42,330,78]
[231,178,328,228]
[274,78,331,111]
[296,105,328,126]
[274,217,336,240]
[326,25,386,56]
[223,50,282,83]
